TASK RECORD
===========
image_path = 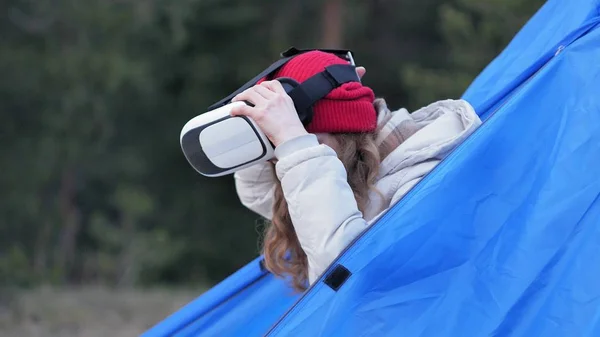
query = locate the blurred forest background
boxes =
[1,0,543,335]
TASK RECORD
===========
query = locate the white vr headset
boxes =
[180,47,359,177]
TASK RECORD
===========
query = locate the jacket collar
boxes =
[373,99,481,180]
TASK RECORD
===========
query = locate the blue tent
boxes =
[144,0,600,335]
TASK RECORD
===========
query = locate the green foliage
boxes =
[0,0,543,288]
[401,0,546,108]
[0,246,34,287]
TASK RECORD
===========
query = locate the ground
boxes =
[0,286,203,337]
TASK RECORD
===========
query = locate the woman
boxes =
[230,51,481,291]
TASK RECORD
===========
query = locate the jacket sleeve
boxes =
[234,162,277,220]
[274,136,444,285]
[274,134,371,285]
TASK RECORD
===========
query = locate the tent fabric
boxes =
[462,0,600,117]
[267,20,600,337]
[172,270,297,337]
[141,258,301,337]
[143,0,600,335]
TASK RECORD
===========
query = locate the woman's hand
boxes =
[230,80,308,147]
[229,66,366,147]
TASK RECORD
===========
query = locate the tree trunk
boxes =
[33,219,52,276]
[321,0,344,48]
[117,213,137,287]
[56,168,80,282]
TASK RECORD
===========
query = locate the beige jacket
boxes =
[234,99,481,284]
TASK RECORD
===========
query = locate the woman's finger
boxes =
[229,104,255,118]
[254,84,277,99]
[232,88,267,106]
[356,66,366,79]
[261,80,287,94]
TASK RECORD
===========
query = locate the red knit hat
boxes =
[261,51,377,133]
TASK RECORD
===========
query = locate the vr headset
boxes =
[180,47,359,177]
